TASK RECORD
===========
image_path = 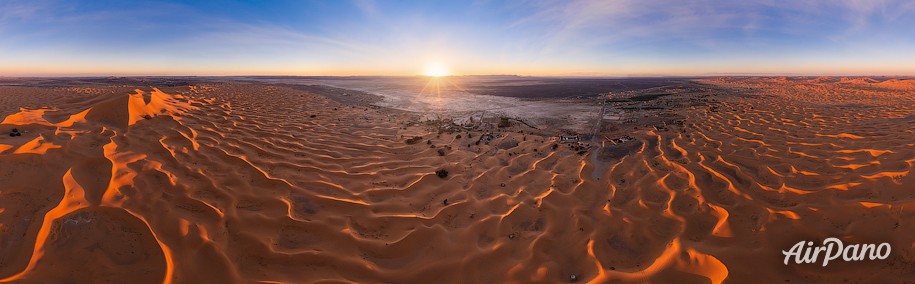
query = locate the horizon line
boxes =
[2,73,915,79]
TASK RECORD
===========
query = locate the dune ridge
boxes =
[0,79,912,283]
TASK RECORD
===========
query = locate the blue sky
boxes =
[1,0,913,76]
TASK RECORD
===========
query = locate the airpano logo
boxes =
[783,238,891,266]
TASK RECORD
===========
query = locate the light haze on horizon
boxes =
[1,0,914,76]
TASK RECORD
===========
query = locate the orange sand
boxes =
[0,78,912,283]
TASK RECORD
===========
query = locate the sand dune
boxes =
[0,78,912,283]
[877,79,915,90]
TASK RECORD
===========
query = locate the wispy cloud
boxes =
[352,0,380,18]
[507,0,915,54]
[0,0,55,23]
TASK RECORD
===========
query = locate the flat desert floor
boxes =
[0,77,912,283]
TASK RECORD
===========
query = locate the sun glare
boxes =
[423,63,450,77]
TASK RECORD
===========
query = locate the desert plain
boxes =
[0,76,912,283]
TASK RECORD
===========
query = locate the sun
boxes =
[423,63,450,77]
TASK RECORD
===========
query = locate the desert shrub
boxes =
[405,136,423,144]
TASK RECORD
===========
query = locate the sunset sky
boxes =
[1,0,914,76]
